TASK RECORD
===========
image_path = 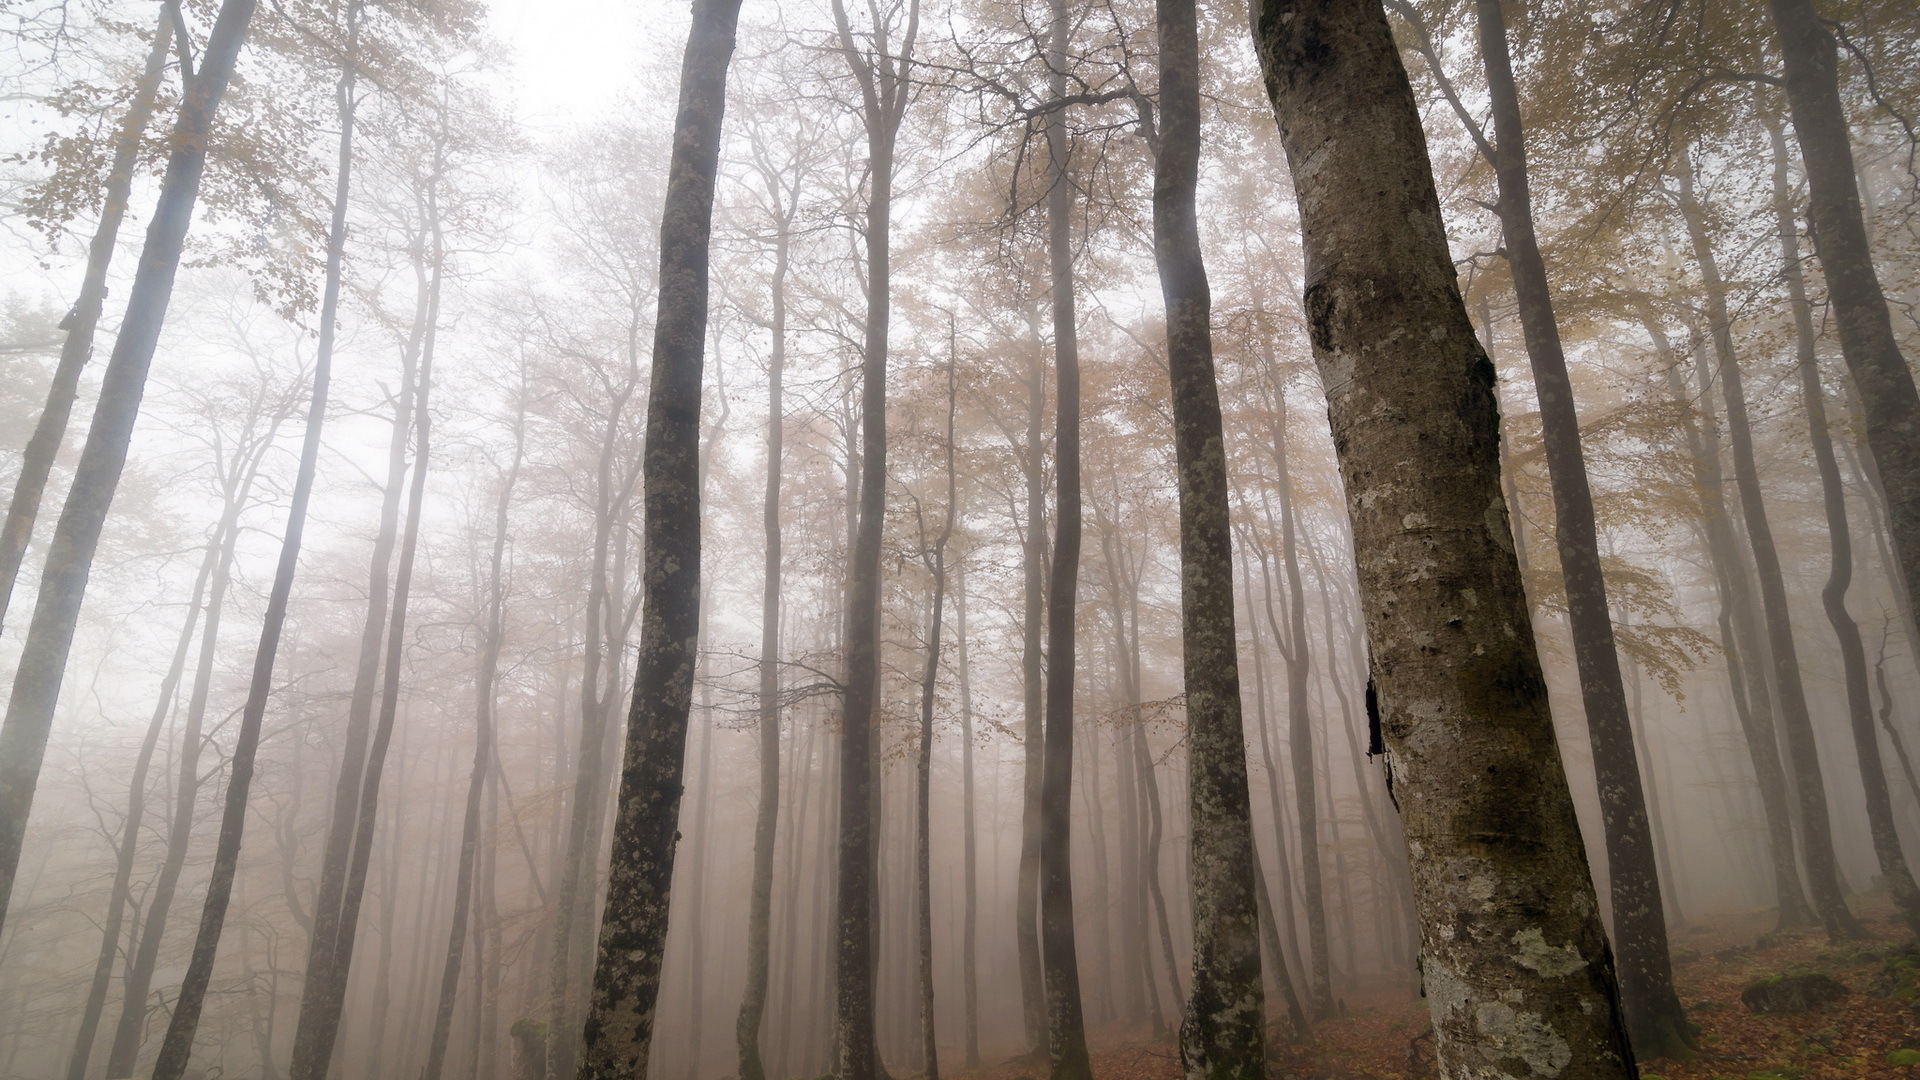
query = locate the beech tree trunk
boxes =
[1019,327,1048,1055]
[1766,0,1920,656]
[570,0,742,1072]
[0,0,258,938]
[827,0,916,1071]
[1650,318,1814,930]
[1464,0,1692,1055]
[956,560,982,1068]
[1766,116,1920,938]
[1252,0,1638,1073]
[1152,0,1266,1071]
[738,153,795,1080]
[1041,4,1092,1068]
[913,352,957,1080]
[0,1,174,633]
[1673,158,1861,940]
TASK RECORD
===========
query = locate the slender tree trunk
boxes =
[1041,7,1092,1067]
[570,0,741,1071]
[956,560,982,1068]
[1766,117,1920,938]
[1267,391,1331,1021]
[913,353,957,1080]
[1466,0,1691,1054]
[1766,0,1920,650]
[426,336,524,1080]
[1252,1,1638,1073]
[0,0,258,937]
[142,22,331,1074]
[1653,319,1814,928]
[69,394,283,1080]
[827,0,916,1071]
[1151,0,1266,1069]
[1673,158,1862,940]
[1018,332,1048,1056]
[738,182,792,1080]
[0,1,174,633]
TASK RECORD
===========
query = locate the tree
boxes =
[568,0,744,1071]
[1251,0,1638,1073]
[0,0,260,939]
[1150,0,1266,1069]
[1765,0,1920,659]
[827,0,917,1071]
[0,0,176,634]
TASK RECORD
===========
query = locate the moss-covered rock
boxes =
[1739,972,1848,1014]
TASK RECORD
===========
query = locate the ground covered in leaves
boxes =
[955,894,1920,1080]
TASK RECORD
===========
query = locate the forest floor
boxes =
[956,893,1920,1080]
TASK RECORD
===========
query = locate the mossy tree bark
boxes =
[569,0,744,1073]
[1253,0,1639,1073]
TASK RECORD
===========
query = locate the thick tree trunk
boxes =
[1041,7,1093,1068]
[1766,0,1920,653]
[426,334,524,1080]
[0,0,257,937]
[1153,0,1266,1071]
[0,2,173,633]
[738,180,792,1080]
[1673,159,1862,940]
[570,0,741,1072]
[1252,0,1638,1074]
[1468,0,1691,1055]
[1766,117,1920,938]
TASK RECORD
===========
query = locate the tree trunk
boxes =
[1766,114,1920,938]
[0,1,173,633]
[1470,0,1690,1054]
[1252,0,1638,1074]
[0,0,258,938]
[827,0,916,1071]
[738,167,792,1080]
[569,0,741,1071]
[1673,157,1862,940]
[1019,326,1049,1056]
[425,333,524,1080]
[1152,0,1266,1070]
[69,385,285,1080]
[1766,0,1920,658]
[956,559,982,1068]
[1041,6,1092,1068]
[1652,317,1814,928]
[913,351,957,1080]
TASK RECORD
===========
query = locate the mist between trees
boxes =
[0,0,1916,1077]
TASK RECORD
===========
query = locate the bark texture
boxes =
[1153,0,1266,1071]
[1252,0,1638,1074]
[570,0,742,1072]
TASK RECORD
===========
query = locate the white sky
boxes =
[481,0,687,134]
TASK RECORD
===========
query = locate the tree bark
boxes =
[1019,322,1049,1056]
[0,0,258,938]
[826,0,916,1072]
[1041,2,1093,1067]
[0,1,174,633]
[1153,0,1266,1071]
[569,0,741,1071]
[1766,113,1920,938]
[913,350,957,1080]
[1673,157,1862,940]
[1766,0,1920,659]
[1252,0,1638,1073]
[1459,0,1692,1055]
